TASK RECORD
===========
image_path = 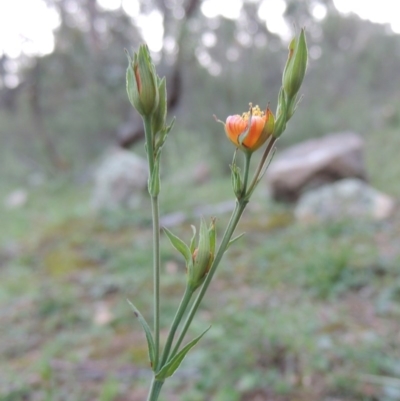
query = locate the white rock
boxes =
[295,178,396,223]
[266,132,366,201]
[92,148,148,210]
[4,188,28,209]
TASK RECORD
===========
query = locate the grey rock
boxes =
[92,148,148,210]
[4,188,28,209]
[266,132,366,201]
[295,178,396,223]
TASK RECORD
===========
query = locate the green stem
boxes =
[146,378,164,401]
[241,152,252,198]
[151,195,161,370]
[160,286,194,366]
[170,158,253,357]
[144,115,161,369]
[171,200,247,357]
[246,136,276,197]
[144,116,155,174]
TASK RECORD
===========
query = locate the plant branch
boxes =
[144,116,155,173]
[144,115,161,370]
[171,200,247,356]
[150,195,161,369]
[160,286,194,366]
[246,136,277,197]
[241,152,252,198]
[146,378,164,401]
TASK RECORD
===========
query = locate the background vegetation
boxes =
[1,0,400,400]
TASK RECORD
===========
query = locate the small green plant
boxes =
[99,378,119,401]
[303,247,353,299]
[125,29,308,400]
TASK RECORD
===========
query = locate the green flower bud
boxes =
[231,162,243,199]
[282,28,308,100]
[188,218,216,291]
[126,45,159,117]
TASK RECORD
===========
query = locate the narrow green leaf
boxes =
[226,232,245,250]
[189,225,197,254]
[165,117,175,134]
[208,218,216,255]
[289,94,304,121]
[156,326,211,380]
[125,58,135,106]
[163,227,192,264]
[127,299,156,370]
[155,117,174,154]
[155,130,167,155]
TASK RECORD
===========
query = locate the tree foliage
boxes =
[1,0,399,175]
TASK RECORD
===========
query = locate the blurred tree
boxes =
[1,0,400,176]
[118,0,201,148]
[28,59,67,170]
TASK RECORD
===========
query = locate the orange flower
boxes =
[225,105,275,152]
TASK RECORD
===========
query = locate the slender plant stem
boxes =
[160,286,194,366]
[170,140,281,356]
[171,200,247,357]
[143,115,161,369]
[150,195,161,369]
[144,116,155,173]
[246,136,276,197]
[241,152,252,198]
[146,377,164,401]
[170,153,253,357]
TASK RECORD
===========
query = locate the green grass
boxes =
[366,127,400,197]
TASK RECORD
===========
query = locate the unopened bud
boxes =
[126,45,159,117]
[187,218,216,291]
[282,28,308,100]
[231,162,243,199]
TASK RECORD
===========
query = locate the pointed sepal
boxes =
[163,227,192,266]
[226,232,245,250]
[155,326,211,380]
[127,299,156,370]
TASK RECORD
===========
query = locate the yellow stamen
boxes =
[242,105,264,120]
